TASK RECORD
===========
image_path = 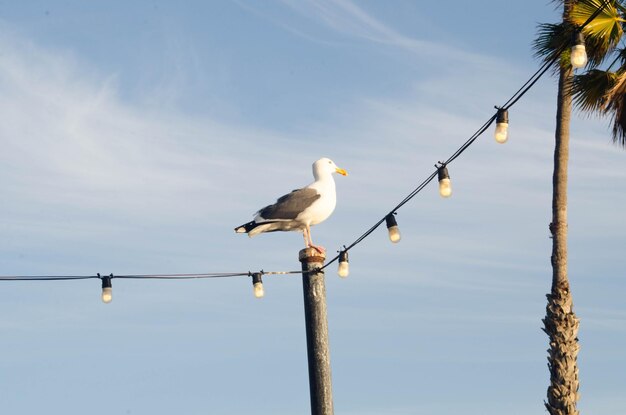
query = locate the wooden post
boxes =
[299,248,334,415]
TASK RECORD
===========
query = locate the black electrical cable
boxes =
[116,272,250,280]
[581,0,612,28]
[503,59,556,111]
[0,275,99,281]
[0,270,307,281]
[445,114,497,165]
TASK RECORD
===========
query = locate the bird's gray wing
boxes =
[257,188,321,220]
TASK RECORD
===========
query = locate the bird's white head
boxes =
[313,158,348,180]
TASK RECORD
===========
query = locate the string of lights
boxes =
[324,0,612,274]
[0,271,305,302]
[0,272,250,281]
[0,270,303,281]
[0,2,609,300]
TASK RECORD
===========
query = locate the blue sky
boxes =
[1,1,625,414]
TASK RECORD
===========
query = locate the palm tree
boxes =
[534,1,625,414]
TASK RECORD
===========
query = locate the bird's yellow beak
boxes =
[335,167,348,176]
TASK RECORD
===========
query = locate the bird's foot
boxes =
[307,243,326,254]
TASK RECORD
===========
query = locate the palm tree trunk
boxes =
[544,2,581,414]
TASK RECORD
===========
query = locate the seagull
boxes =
[234,157,347,253]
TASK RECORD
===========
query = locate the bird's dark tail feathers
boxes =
[234,221,257,234]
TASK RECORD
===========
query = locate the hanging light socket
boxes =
[385,213,401,243]
[571,31,588,69]
[437,165,452,198]
[101,274,113,304]
[494,107,509,144]
[338,250,349,278]
[251,273,264,298]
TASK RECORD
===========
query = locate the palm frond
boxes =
[614,46,626,67]
[573,69,617,112]
[614,0,626,15]
[571,0,625,65]
[603,68,626,145]
[611,103,626,145]
[533,22,571,70]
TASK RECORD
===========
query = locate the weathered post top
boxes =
[298,247,333,415]
[299,248,326,265]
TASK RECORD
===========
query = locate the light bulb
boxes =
[385,214,401,243]
[338,262,349,278]
[338,251,349,278]
[101,287,112,303]
[571,32,587,69]
[571,45,587,68]
[101,275,112,304]
[253,282,265,298]
[437,166,452,198]
[252,273,264,298]
[439,178,452,197]
[494,123,509,143]
[494,108,509,144]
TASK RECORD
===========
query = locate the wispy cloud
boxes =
[0,27,308,225]
[263,0,498,66]
[281,0,410,43]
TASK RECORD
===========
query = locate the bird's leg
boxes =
[302,227,310,248]
[305,224,325,253]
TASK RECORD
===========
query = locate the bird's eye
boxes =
[328,161,331,164]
